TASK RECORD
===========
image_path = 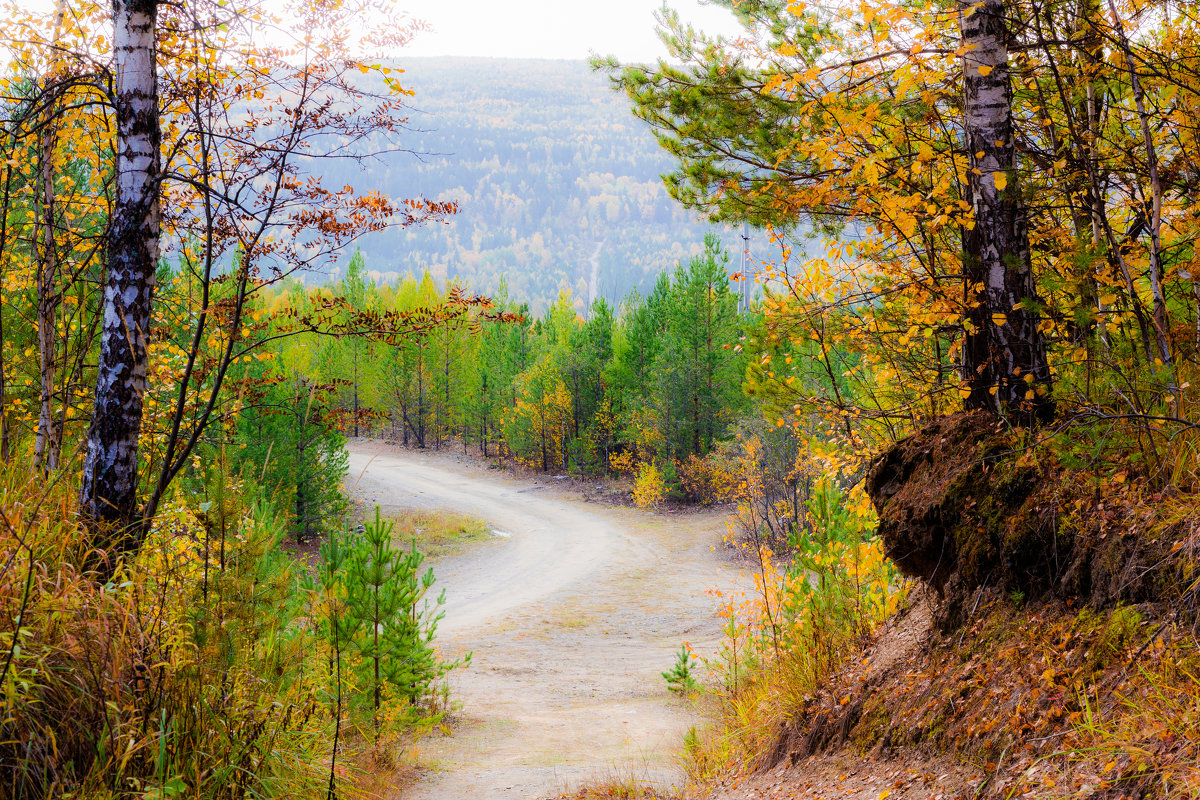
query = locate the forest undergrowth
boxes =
[652,418,1200,800]
[0,452,463,799]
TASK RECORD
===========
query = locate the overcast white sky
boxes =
[18,0,742,63]
[385,0,742,61]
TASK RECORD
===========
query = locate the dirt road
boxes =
[345,442,741,799]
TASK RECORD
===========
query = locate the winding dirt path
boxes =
[344,441,741,799]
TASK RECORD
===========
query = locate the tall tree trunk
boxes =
[704,290,714,454]
[443,341,451,446]
[417,342,426,447]
[692,395,700,456]
[1105,0,1171,367]
[1072,0,1110,354]
[35,119,59,473]
[80,0,161,550]
[34,0,67,473]
[353,344,359,437]
[959,0,1053,424]
[373,592,381,740]
[0,158,12,463]
[295,430,308,542]
[481,371,489,457]
[540,396,548,472]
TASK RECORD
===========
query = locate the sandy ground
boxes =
[344,440,744,800]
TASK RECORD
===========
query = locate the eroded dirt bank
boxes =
[344,441,743,799]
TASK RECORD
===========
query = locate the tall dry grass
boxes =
[0,457,340,799]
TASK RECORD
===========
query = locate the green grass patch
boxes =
[385,509,494,557]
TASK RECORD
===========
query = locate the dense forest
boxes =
[315,57,787,310]
[264,235,758,538]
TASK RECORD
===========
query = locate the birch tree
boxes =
[79,0,160,542]
[68,0,456,566]
[596,0,1060,431]
[957,0,1053,423]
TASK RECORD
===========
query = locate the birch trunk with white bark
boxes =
[959,0,1054,424]
[80,0,160,554]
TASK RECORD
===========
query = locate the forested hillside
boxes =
[320,57,783,310]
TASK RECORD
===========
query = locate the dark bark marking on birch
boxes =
[80,0,161,557]
[959,0,1054,425]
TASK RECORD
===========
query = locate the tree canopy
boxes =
[597,0,1200,452]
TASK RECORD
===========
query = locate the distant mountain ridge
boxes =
[317,57,779,311]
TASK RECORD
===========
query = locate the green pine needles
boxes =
[663,643,700,695]
[309,506,468,749]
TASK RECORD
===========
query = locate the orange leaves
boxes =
[893,210,918,238]
[678,452,740,505]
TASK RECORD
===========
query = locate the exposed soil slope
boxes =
[698,413,1200,800]
[708,589,1199,799]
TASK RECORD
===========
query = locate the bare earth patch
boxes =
[701,596,981,800]
[343,440,745,800]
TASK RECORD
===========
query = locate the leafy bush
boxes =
[632,462,666,509]
[677,451,738,505]
[609,449,638,477]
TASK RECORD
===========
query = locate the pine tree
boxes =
[462,280,523,457]
[235,364,348,544]
[303,525,359,783]
[316,250,375,436]
[341,507,456,739]
[606,277,670,461]
[656,235,744,458]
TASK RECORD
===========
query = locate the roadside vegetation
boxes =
[0,455,464,798]
[0,0,469,796]
[385,509,493,558]
[581,0,1200,795]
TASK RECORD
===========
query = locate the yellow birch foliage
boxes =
[632,461,666,509]
[611,0,1200,485]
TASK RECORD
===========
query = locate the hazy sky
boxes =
[17,0,742,63]
[392,0,742,61]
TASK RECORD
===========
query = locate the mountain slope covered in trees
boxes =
[322,57,784,310]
